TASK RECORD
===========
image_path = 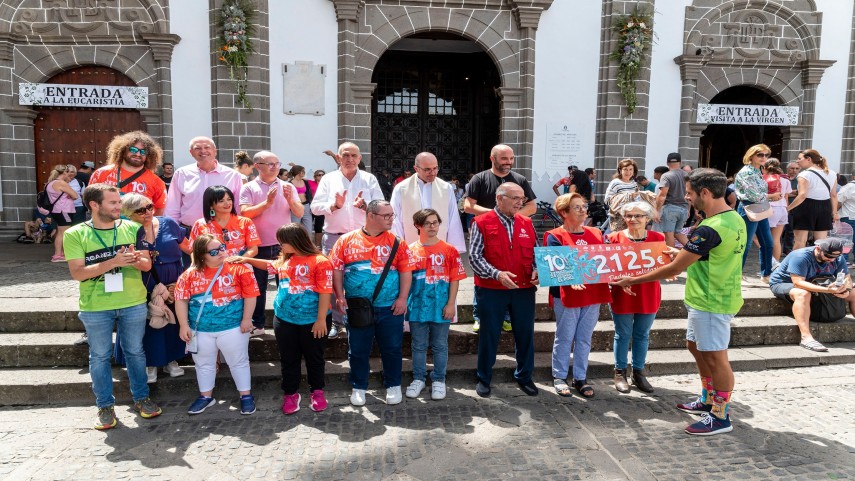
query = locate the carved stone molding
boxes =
[800,59,837,86]
[350,82,376,100]
[508,1,555,30]
[331,0,364,22]
[4,108,38,124]
[142,33,181,62]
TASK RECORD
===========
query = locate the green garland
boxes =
[609,7,654,115]
[215,0,256,112]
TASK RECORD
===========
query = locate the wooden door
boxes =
[34,66,144,188]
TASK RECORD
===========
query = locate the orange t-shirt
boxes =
[89,165,167,209]
[189,215,261,257]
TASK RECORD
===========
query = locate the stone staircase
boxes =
[1,285,854,406]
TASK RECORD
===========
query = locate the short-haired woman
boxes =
[175,234,260,415]
[734,144,780,283]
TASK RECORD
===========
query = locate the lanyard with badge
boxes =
[87,222,122,292]
[187,263,224,354]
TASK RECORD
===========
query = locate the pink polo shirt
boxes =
[239,177,297,246]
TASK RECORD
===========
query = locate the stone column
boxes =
[675,57,703,168]
[332,0,364,151]
[799,59,836,155]
[497,87,527,178]
[841,9,855,176]
[0,109,39,222]
[209,0,271,165]
[594,0,655,196]
[350,82,376,167]
[142,33,180,163]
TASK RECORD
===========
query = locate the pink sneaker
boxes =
[281,393,301,415]
[310,390,328,412]
[50,255,66,263]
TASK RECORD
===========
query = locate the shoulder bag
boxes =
[187,263,224,353]
[808,275,848,323]
[346,236,400,328]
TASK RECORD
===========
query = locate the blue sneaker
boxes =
[676,398,712,415]
[188,396,215,415]
[685,413,733,436]
[240,394,256,415]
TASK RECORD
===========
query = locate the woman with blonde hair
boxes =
[788,149,838,250]
[44,164,79,262]
[734,144,780,283]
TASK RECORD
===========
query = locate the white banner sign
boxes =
[697,103,798,126]
[18,83,148,109]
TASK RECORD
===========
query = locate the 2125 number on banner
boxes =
[534,242,670,287]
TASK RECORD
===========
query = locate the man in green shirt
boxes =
[64,184,162,430]
[613,168,746,436]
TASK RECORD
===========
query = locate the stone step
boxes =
[2,342,853,406]
[2,316,853,368]
[0,295,792,333]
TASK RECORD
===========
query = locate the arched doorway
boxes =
[371,33,500,180]
[34,66,145,188]
[699,86,785,177]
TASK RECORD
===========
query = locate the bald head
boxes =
[414,152,439,183]
[489,144,515,177]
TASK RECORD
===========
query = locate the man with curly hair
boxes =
[89,131,167,215]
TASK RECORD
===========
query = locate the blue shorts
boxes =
[685,305,733,352]
[660,204,690,233]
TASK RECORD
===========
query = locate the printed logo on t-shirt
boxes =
[575,239,588,246]
[519,228,530,239]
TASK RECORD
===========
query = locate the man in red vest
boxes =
[469,183,539,397]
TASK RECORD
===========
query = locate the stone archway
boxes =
[675,0,835,167]
[330,0,554,178]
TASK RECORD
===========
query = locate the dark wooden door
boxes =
[34,66,144,188]
[371,49,499,181]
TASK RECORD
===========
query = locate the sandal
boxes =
[573,379,595,398]
[553,378,572,397]
[800,339,828,352]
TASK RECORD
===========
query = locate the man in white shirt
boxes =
[164,136,244,231]
[390,152,465,253]
[310,141,385,337]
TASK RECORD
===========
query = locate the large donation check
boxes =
[534,241,670,287]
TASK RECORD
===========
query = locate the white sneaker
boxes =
[146,366,157,384]
[405,380,425,398]
[350,388,366,406]
[163,361,185,377]
[431,382,447,400]
[250,327,266,337]
[328,325,339,338]
[386,386,403,405]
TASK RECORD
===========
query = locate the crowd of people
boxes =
[47,131,848,439]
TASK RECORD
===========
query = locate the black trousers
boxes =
[273,316,326,394]
[251,244,281,329]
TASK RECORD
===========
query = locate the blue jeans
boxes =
[409,322,450,382]
[738,202,773,276]
[841,217,855,262]
[611,312,656,370]
[552,302,599,381]
[347,305,403,389]
[78,303,149,408]
[475,286,536,386]
[251,244,281,329]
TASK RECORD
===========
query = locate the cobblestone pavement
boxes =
[0,364,852,481]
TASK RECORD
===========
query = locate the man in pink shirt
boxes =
[239,151,304,333]
[165,136,244,231]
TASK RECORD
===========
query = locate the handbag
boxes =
[809,276,848,323]
[346,237,400,328]
[744,201,772,222]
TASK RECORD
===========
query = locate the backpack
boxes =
[36,182,65,213]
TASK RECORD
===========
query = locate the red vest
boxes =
[473,210,536,289]
[543,226,612,308]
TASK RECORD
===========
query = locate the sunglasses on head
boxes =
[128,146,147,156]
[133,204,155,215]
[207,244,226,256]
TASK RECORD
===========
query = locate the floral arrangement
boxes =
[610,7,654,115]
[215,0,256,111]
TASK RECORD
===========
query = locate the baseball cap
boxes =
[666,152,681,163]
[81,161,95,169]
[816,238,845,257]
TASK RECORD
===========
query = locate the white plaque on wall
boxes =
[697,103,799,126]
[545,123,583,172]
[18,83,148,108]
[283,61,326,115]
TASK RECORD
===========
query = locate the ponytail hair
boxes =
[800,149,828,173]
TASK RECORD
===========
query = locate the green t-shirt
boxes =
[64,220,148,312]
[682,210,746,314]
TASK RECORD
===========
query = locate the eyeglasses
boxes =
[416,166,439,173]
[571,204,589,212]
[500,195,527,203]
[128,146,147,156]
[422,220,441,227]
[256,162,280,168]
[755,152,771,158]
[624,214,648,220]
[207,244,226,256]
[371,213,395,220]
[133,204,155,215]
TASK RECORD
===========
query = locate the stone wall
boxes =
[841,8,855,176]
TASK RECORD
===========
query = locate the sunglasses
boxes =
[755,152,771,158]
[207,244,226,256]
[133,204,155,215]
[128,146,147,156]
